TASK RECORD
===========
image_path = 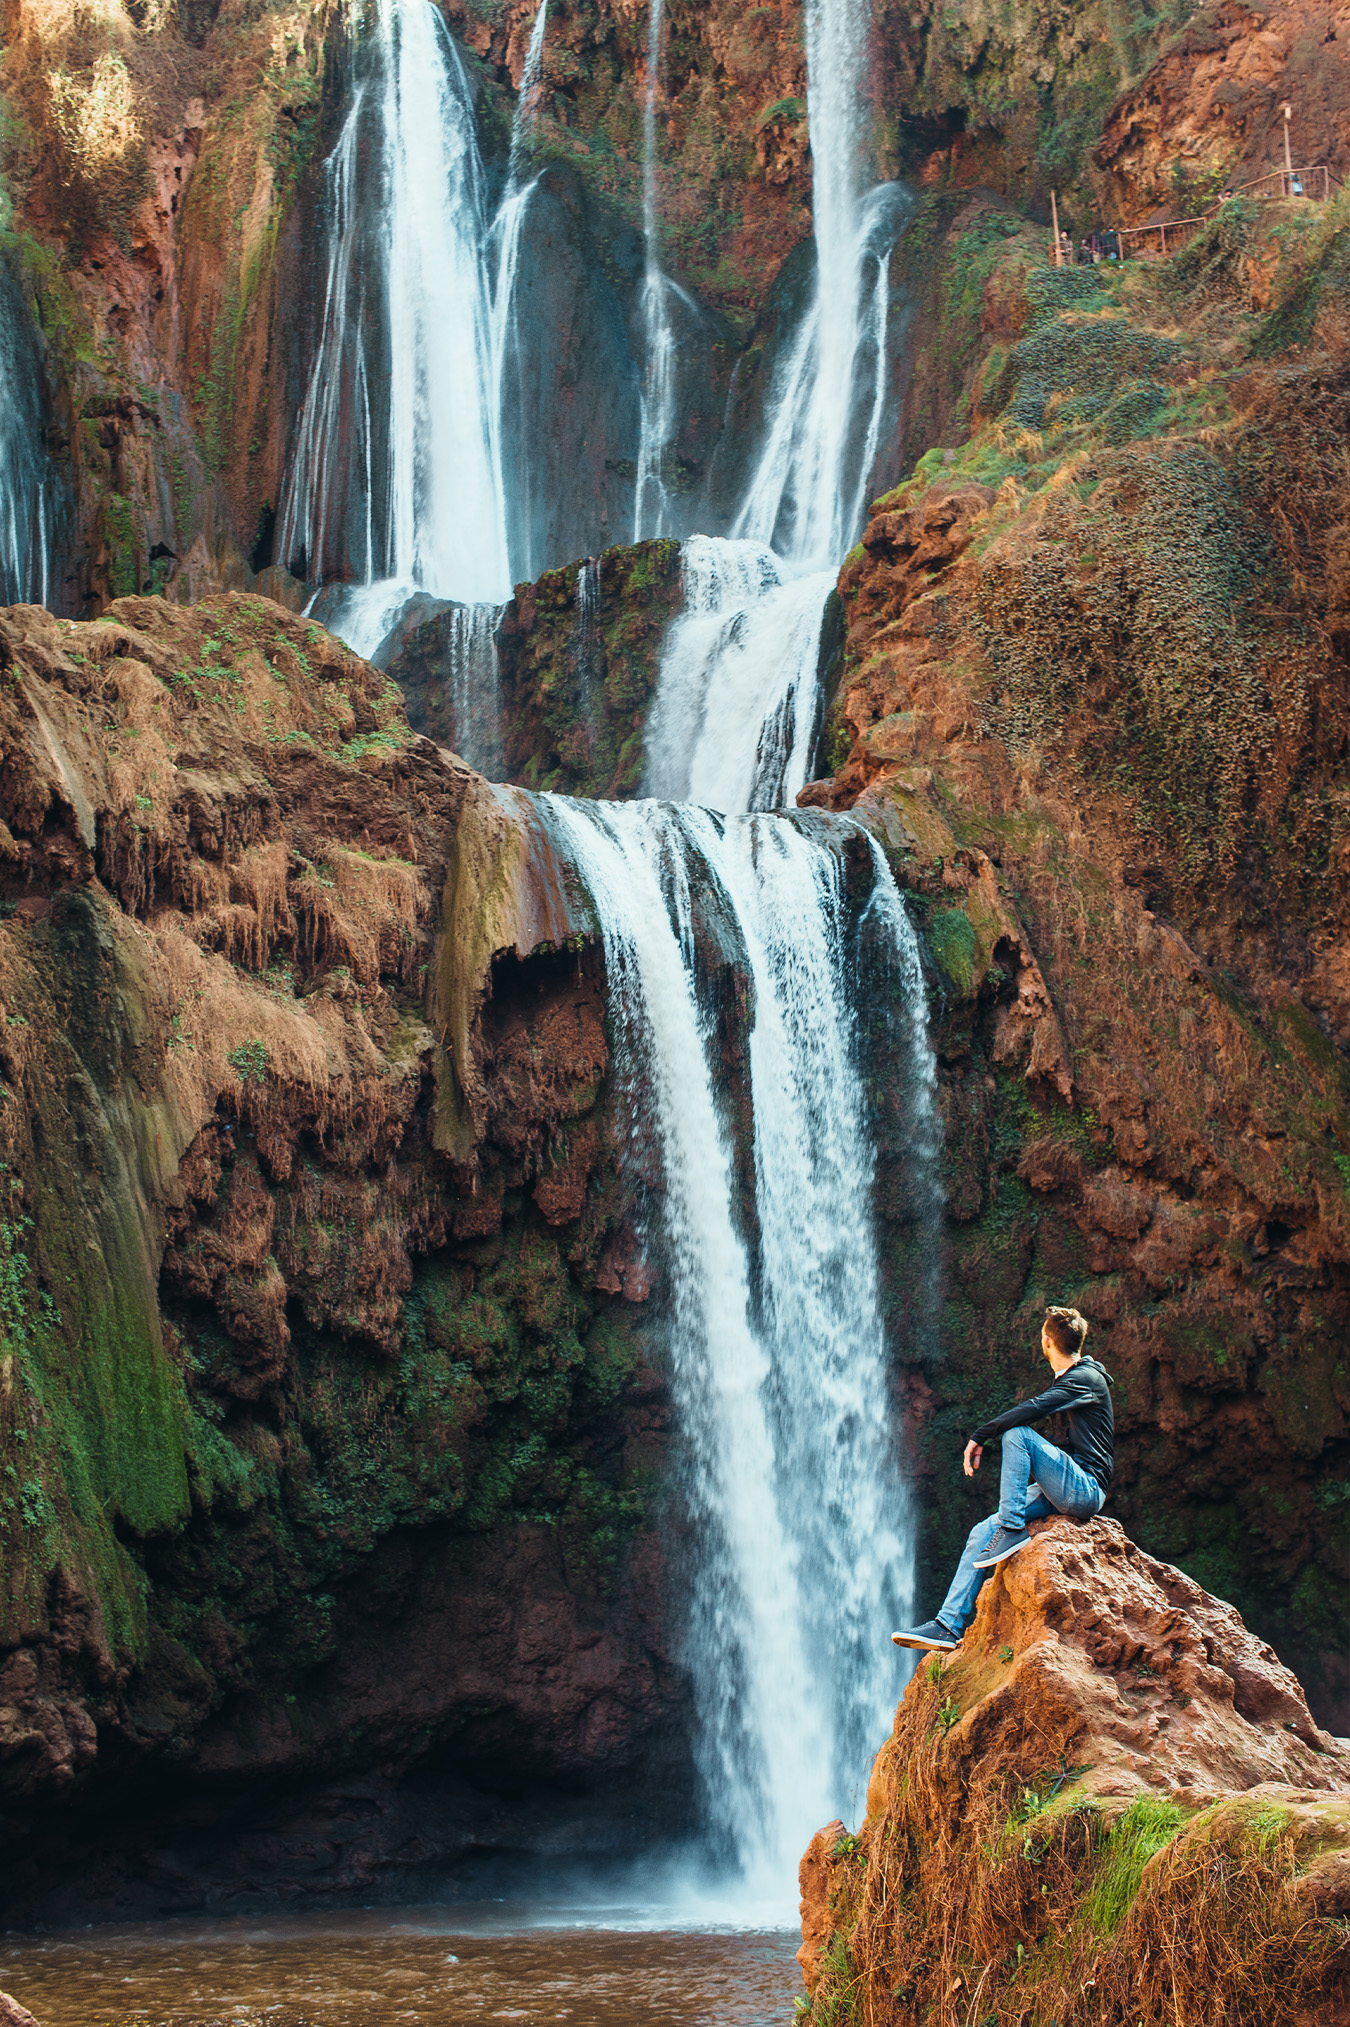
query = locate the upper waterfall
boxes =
[642,0,912,809]
[278,0,510,657]
[632,0,679,542]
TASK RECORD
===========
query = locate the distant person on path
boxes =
[1058,230,1073,265]
[890,1307,1114,1653]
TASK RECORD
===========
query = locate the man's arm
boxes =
[969,1370,1084,1447]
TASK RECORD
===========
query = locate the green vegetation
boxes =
[1086,1797,1183,1934]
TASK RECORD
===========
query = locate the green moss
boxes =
[1086,1797,1183,1934]
[927,905,978,995]
[100,491,139,601]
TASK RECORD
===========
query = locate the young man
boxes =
[891,1306,1114,1653]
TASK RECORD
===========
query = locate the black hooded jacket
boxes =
[969,1355,1115,1492]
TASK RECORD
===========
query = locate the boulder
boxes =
[799,1518,1350,2023]
[0,1994,41,2027]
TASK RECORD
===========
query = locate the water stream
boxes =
[278,0,510,660]
[632,0,679,541]
[543,797,928,1893]
[0,255,54,607]
[642,0,912,808]
[641,537,835,811]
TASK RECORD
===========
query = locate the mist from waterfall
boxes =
[546,796,930,1898]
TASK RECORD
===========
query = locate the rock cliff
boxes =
[0,593,686,1918]
[798,1519,1350,2025]
[797,187,1350,1731]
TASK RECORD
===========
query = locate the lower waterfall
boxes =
[543,794,936,1897]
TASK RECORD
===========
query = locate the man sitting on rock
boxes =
[891,1306,1114,1653]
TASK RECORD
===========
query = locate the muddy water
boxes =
[0,1906,799,2027]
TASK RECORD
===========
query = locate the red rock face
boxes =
[0,594,684,1916]
[1094,2,1350,224]
[800,193,1350,1732]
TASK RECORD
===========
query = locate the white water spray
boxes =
[544,795,927,1898]
[643,537,834,811]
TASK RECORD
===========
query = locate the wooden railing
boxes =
[1048,164,1340,267]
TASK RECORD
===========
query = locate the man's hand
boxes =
[963,1440,983,1478]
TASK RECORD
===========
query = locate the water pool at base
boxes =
[0,1906,799,2026]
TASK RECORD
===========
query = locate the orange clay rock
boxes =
[798,1519,1350,2026]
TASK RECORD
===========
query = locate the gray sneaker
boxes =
[891,1618,959,1651]
[973,1524,1032,1569]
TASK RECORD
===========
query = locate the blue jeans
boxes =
[937,1427,1105,1635]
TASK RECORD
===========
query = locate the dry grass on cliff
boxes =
[808,1664,1350,2027]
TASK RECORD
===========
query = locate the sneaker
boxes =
[891,1619,959,1652]
[973,1524,1032,1569]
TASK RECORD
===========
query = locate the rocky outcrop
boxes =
[798,1519,1350,2024]
[0,593,683,1919]
[0,1993,40,2027]
[799,197,1350,1732]
[387,541,684,798]
[1094,2,1350,224]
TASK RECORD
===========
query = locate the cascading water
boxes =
[734,183,912,568]
[643,0,913,805]
[544,794,932,1895]
[490,0,548,581]
[0,256,54,608]
[277,0,937,1912]
[278,0,509,662]
[572,556,602,735]
[632,0,679,541]
[439,600,508,775]
[642,537,835,811]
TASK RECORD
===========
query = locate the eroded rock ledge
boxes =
[0,593,683,1921]
[799,1520,1350,2026]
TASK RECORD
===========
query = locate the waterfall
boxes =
[441,600,508,775]
[507,0,549,189]
[278,0,510,659]
[644,0,912,810]
[572,556,602,734]
[734,182,911,568]
[642,537,835,811]
[489,0,547,586]
[632,0,679,541]
[544,795,927,1895]
[0,257,53,608]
